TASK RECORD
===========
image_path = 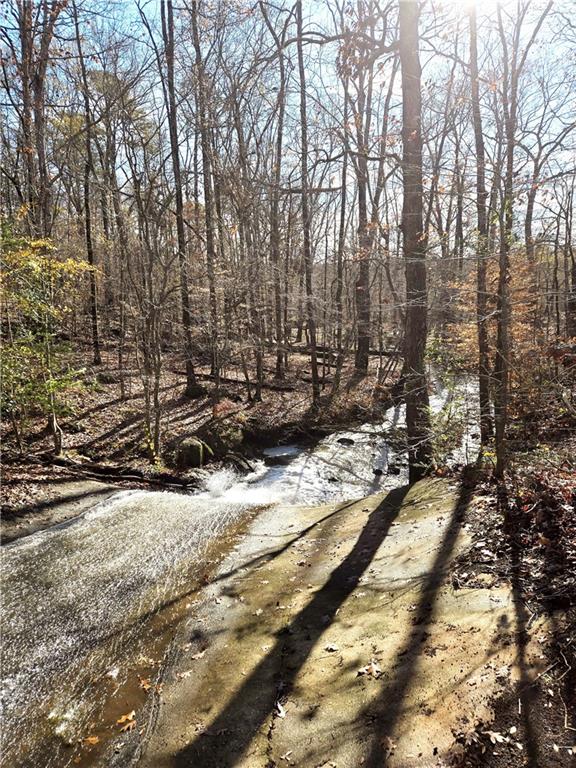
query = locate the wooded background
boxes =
[1,0,575,477]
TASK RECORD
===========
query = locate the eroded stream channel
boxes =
[1,377,479,767]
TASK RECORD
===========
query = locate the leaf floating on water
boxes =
[120,720,136,733]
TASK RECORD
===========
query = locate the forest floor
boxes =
[0,342,400,533]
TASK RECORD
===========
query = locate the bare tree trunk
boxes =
[494,1,551,478]
[260,2,287,380]
[566,185,576,337]
[469,5,493,446]
[191,0,220,388]
[161,0,201,396]
[399,0,432,482]
[332,122,348,396]
[296,0,319,405]
[73,1,101,365]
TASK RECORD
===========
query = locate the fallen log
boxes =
[42,455,194,489]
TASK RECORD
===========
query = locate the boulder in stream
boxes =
[174,416,245,469]
[175,437,213,469]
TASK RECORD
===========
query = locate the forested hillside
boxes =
[1,0,575,482]
[1,2,576,767]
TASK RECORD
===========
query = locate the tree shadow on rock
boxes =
[174,485,410,768]
[364,466,478,766]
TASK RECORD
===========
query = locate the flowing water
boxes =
[0,374,479,767]
[196,373,480,505]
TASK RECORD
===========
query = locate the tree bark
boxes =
[399,0,432,482]
[190,0,219,388]
[161,0,201,396]
[296,0,320,405]
[73,0,101,365]
[469,5,493,446]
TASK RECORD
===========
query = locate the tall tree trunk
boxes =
[260,2,287,380]
[399,0,432,482]
[331,85,349,396]
[494,1,552,477]
[565,185,576,337]
[73,1,101,365]
[191,0,219,387]
[353,61,372,375]
[161,0,200,396]
[469,5,493,446]
[296,0,320,405]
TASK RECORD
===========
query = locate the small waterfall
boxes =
[0,373,479,766]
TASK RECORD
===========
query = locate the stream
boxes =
[0,374,479,767]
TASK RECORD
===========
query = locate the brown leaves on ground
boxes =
[116,711,136,732]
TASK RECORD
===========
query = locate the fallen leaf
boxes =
[191,650,206,660]
[382,735,397,756]
[324,643,339,652]
[357,660,381,678]
[275,701,286,718]
[139,677,151,692]
[117,711,136,726]
[484,730,506,744]
[83,735,99,746]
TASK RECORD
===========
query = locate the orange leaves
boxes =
[138,677,151,692]
[116,711,136,732]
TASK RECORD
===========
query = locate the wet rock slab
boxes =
[137,479,535,768]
